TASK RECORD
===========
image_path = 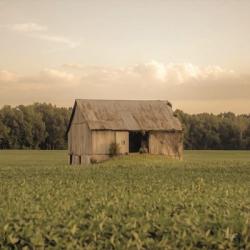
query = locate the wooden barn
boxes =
[67,99,183,164]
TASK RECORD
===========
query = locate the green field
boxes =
[0,151,249,249]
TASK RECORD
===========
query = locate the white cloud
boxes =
[165,63,201,84]
[132,61,167,81]
[0,70,18,82]
[11,22,47,33]
[0,61,249,113]
[35,34,79,48]
[62,61,237,85]
[130,61,236,84]
[8,22,79,49]
[0,68,76,91]
[62,63,85,69]
[40,68,76,82]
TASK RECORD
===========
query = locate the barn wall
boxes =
[92,130,115,155]
[115,131,129,154]
[68,106,92,164]
[90,131,129,162]
[149,131,183,158]
[68,123,91,155]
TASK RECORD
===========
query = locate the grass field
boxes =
[0,150,249,249]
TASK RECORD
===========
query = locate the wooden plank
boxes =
[149,132,183,158]
[115,131,129,154]
[68,106,92,164]
[92,131,115,155]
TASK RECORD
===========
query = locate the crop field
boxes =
[0,151,249,249]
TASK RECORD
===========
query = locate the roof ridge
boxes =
[68,99,182,131]
[76,99,169,102]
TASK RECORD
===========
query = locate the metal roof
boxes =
[69,99,182,132]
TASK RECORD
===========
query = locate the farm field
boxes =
[0,150,249,249]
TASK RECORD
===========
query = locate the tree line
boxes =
[175,110,250,150]
[0,103,71,149]
[0,103,250,150]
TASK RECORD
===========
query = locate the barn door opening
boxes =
[69,154,73,165]
[129,131,149,153]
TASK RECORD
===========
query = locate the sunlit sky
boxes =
[0,0,250,113]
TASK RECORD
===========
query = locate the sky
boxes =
[0,0,250,114]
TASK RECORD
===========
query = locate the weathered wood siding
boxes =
[92,130,115,155]
[68,106,92,164]
[115,131,129,154]
[68,123,91,156]
[149,132,183,159]
[91,131,129,157]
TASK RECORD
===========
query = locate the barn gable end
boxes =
[68,102,92,164]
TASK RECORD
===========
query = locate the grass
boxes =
[0,150,249,249]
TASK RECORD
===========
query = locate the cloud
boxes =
[62,61,237,85]
[130,61,236,84]
[62,63,86,70]
[0,61,249,113]
[11,22,47,33]
[132,61,167,81]
[7,22,79,49]
[40,68,76,82]
[0,68,76,91]
[34,34,80,48]
[0,70,18,82]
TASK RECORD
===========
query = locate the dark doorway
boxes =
[129,131,149,153]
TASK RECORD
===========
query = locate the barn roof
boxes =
[68,99,182,132]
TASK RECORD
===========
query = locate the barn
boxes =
[67,99,183,164]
